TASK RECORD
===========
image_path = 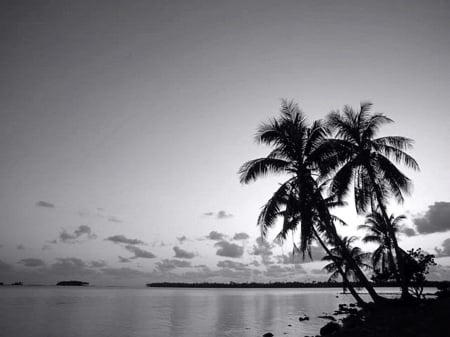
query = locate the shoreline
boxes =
[317,297,450,337]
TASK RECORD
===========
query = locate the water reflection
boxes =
[0,287,365,337]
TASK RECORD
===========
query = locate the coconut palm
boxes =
[359,212,410,284]
[326,102,419,298]
[323,236,372,294]
[238,100,381,304]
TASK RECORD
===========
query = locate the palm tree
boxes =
[238,100,381,304]
[323,236,372,294]
[359,212,407,283]
[326,102,419,299]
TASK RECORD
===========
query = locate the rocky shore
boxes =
[318,297,450,337]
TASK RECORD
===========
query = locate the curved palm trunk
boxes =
[366,166,410,299]
[312,227,366,306]
[332,231,384,303]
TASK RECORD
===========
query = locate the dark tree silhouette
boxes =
[326,102,419,299]
[322,236,372,294]
[239,100,381,304]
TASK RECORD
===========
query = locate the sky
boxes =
[1,0,450,286]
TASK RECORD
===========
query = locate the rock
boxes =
[349,303,357,307]
[299,315,310,321]
[317,315,336,321]
[342,314,363,329]
[263,333,274,337]
[348,308,358,314]
[288,324,292,327]
[320,322,340,336]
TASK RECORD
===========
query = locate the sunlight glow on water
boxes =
[0,287,382,337]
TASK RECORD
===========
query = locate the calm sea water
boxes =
[0,286,401,337]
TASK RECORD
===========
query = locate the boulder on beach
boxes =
[262,333,274,337]
[320,321,340,336]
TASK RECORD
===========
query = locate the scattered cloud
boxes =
[203,211,233,219]
[41,244,52,251]
[249,237,274,265]
[310,268,328,275]
[217,260,250,270]
[214,240,244,258]
[399,227,417,237]
[49,258,91,276]
[264,264,306,279]
[177,235,188,244]
[173,246,195,259]
[233,232,250,240]
[155,259,192,272]
[105,235,145,245]
[16,244,25,250]
[36,201,55,208]
[59,225,97,243]
[435,238,450,257]
[18,258,46,267]
[206,231,226,241]
[125,245,156,259]
[89,260,107,268]
[118,256,131,263]
[413,202,450,234]
[217,210,233,219]
[107,216,122,224]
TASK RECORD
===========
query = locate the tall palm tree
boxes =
[323,236,372,294]
[238,100,381,304]
[326,102,419,298]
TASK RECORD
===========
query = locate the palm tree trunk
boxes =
[366,166,410,299]
[312,227,367,306]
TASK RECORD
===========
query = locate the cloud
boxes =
[18,258,46,267]
[173,246,195,259]
[102,267,151,279]
[435,238,450,257]
[41,244,52,251]
[89,260,107,268]
[118,256,131,263]
[0,259,13,271]
[206,231,226,241]
[36,201,55,208]
[214,241,244,258]
[217,210,233,219]
[203,211,233,219]
[16,244,25,250]
[249,237,274,265]
[49,258,92,276]
[125,245,156,259]
[59,225,97,243]
[177,235,188,244]
[106,235,145,245]
[413,202,450,234]
[217,260,250,270]
[264,264,306,279]
[399,227,417,237]
[107,216,122,224]
[155,259,192,272]
[233,232,250,240]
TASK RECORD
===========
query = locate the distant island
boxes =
[147,281,447,289]
[56,280,89,286]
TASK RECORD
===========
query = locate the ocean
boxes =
[0,286,397,337]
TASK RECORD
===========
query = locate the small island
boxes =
[56,280,89,286]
